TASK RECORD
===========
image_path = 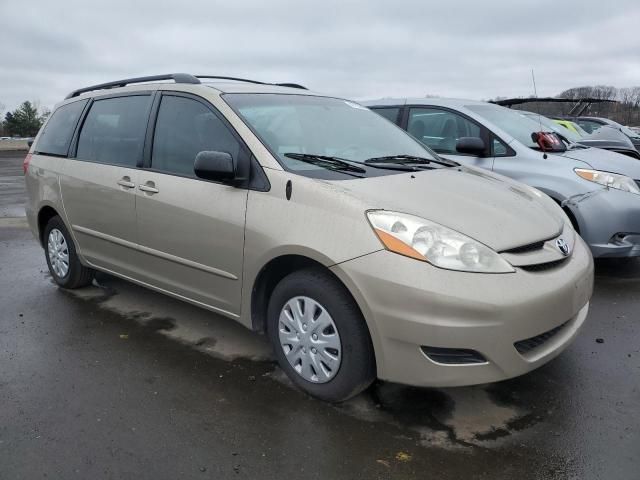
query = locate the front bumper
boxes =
[330,236,594,387]
[567,187,640,258]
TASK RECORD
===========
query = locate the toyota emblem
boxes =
[556,238,570,256]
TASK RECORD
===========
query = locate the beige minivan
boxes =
[25,74,594,402]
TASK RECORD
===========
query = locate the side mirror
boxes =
[456,137,486,156]
[194,151,235,182]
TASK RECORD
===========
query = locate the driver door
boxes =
[133,93,249,317]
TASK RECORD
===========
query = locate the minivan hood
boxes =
[558,147,640,178]
[337,167,564,252]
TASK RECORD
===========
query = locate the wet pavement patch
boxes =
[59,269,545,449]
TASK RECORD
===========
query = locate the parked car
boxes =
[365,98,640,258]
[553,119,590,136]
[25,74,593,401]
[521,112,640,160]
[569,116,640,150]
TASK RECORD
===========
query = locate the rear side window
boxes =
[372,107,401,125]
[35,100,87,156]
[76,95,151,167]
[151,95,241,177]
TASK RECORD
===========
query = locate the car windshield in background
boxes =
[467,104,565,150]
[522,112,582,143]
[569,122,590,137]
[614,122,640,139]
[223,94,439,179]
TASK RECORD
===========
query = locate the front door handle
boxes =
[117,177,135,189]
[139,182,159,194]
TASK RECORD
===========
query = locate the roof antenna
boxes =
[531,68,538,99]
[531,68,547,158]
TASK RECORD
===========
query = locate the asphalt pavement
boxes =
[1,152,638,479]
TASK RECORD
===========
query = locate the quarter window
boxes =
[408,108,481,155]
[151,96,241,177]
[76,95,151,167]
[35,100,87,156]
[372,107,401,125]
[492,138,509,156]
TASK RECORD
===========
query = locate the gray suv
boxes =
[25,75,593,401]
[366,98,640,258]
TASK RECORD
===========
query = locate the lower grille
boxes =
[421,346,487,365]
[514,321,569,355]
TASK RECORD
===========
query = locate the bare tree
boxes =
[0,102,5,136]
[619,87,635,124]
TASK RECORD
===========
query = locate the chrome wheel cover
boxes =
[47,228,70,278]
[278,296,342,383]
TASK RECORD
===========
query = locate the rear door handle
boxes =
[139,182,159,194]
[117,177,135,189]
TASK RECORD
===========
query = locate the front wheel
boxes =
[267,268,376,402]
[44,215,94,289]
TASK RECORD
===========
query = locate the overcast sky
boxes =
[1,0,639,112]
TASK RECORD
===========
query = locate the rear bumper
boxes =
[25,203,39,241]
[330,236,594,387]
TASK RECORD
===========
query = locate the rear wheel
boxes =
[44,216,94,289]
[267,268,375,402]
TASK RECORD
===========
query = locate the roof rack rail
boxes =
[196,75,307,90]
[64,73,201,99]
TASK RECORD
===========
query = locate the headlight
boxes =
[366,211,514,273]
[575,168,640,195]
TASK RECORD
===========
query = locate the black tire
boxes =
[43,215,94,289]
[267,268,376,402]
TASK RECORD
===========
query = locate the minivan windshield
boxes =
[467,104,566,150]
[224,94,442,179]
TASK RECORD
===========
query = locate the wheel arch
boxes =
[251,254,331,334]
[250,253,373,338]
[37,205,62,247]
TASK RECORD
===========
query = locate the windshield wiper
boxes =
[365,154,458,167]
[284,153,366,174]
[284,152,431,174]
[285,151,463,174]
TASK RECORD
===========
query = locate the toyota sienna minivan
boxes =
[25,74,594,402]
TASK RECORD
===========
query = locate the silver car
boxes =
[366,98,640,258]
[25,75,593,401]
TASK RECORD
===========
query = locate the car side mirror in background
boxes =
[456,137,486,156]
[194,151,235,183]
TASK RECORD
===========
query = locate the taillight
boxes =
[23,153,32,175]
